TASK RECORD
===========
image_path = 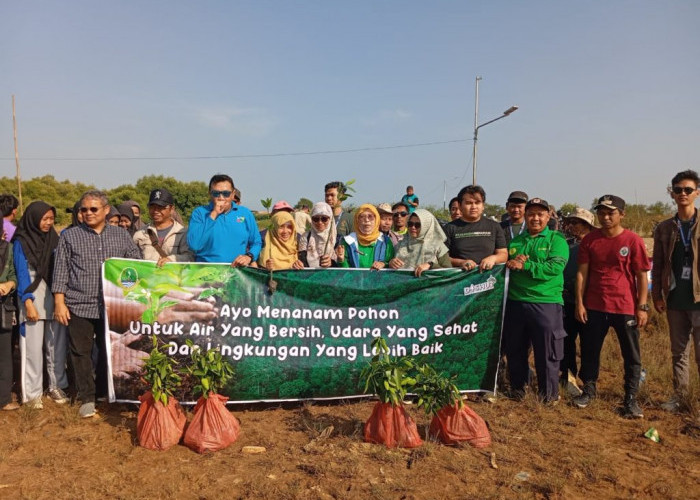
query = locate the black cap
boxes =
[525,197,550,211]
[594,194,625,212]
[507,191,528,204]
[148,188,174,207]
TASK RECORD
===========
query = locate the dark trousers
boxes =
[503,300,566,400]
[68,315,107,404]
[561,301,584,378]
[579,309,642,397]
[0,329,12,406]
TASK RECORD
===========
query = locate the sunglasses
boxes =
[211,190,232,198]
[393,211,409,218]
[672,186,696,195]
[79,206,102,213]
[407,221,421,228]
[312,216,330,223]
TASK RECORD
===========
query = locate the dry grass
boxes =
[0,309,697,499]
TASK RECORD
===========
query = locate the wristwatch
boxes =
[637,303,650,312]
[245,252,255,262]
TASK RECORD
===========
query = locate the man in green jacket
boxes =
[503,198,569,403]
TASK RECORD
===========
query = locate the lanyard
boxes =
[675,215,695,250]
[509,223,525,239]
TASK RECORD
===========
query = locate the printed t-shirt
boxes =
[577,228,650,315]
[444,217,506,264]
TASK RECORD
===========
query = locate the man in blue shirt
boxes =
[187,174,261,265]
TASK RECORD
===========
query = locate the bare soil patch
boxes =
[0,318,698,500]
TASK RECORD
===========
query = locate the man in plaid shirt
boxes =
[53,190,140,418]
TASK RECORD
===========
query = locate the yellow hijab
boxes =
[353,204,381,246]
[260,212,298,270]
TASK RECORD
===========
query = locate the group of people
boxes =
[0,170,697,420]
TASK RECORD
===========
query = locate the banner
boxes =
[104,259,507,403]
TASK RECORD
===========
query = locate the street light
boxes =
[471,77,518,185]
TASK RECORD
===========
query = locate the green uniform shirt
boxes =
[339,240,395,268]
[507,227,569,304]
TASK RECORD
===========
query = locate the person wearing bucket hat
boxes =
[652,169,700,413]
[377,203,400,246]
[503,197,569,404]
[574,194,650,418]
[500,190,528,244]
[560,207,595,396]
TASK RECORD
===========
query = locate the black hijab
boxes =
[12,201,59,294]
[118,205,137,236]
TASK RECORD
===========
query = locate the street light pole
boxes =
[471,77,518,185]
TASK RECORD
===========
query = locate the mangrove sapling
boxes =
[182,340,240,453]
[185,339,235,398]
[137,337,187,451]
[412,362,490,447]
[360,336,416,406]
[142,336,182,405]
[360,336,422,448]
[412,363,462,436]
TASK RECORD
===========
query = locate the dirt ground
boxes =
[1,317,699,500]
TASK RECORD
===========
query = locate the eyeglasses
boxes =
[673,186,696,195]
[357,214,375,221]
[407,221,421,228]
[393,211,408,218]
[79,206,102,213]
[312,216,330,223]
[211,190,232,198]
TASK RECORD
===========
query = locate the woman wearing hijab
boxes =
[337,204,394,270]
[118,206,137,236]
[107,206,121,227]
[258,211,304,270]
[118,200,145,230]
[12,201,68,408]
[299,202,337,268]
[389,209,451,276]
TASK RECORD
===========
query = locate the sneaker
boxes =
[660,396,681,413]
[25,398,43,410]
[79,402,96,418]
[482,392,498,403]
[543,395,561,407]
[573,392,594,408]
[563,371,583,397]
[1,402,20,411]
[48,388,69,404]
[623,397,644,419]
[506,388,526,402]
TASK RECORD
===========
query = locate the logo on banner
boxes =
[119,267,138,288]
[463,276,497,296]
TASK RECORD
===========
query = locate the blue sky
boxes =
[1,1,698,211]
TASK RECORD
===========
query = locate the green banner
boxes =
[104,259,506,403]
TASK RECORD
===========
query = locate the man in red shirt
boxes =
[573,195,650,418]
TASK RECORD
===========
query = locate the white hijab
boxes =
[394,209,449,268]
[305,202,337,268]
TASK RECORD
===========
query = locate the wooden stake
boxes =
[12,95,23,213]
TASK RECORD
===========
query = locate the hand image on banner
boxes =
[103,259,507,403]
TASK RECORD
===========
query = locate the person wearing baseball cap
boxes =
[560,207,595,397]
[134,188,193,266]
[574,194,650,418]
[503,197,569,404]
[501,191,528,245]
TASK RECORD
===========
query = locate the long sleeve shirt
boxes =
[507,227,569,304]
[52,224,140,319]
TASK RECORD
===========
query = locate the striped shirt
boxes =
[52,224,141,318]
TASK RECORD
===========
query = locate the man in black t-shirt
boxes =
[444,185,507,272]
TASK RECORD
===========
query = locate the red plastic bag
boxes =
[137,391,187,451]
[429,402,491,448]
[183,393,240,453]
[364,402,423,448]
